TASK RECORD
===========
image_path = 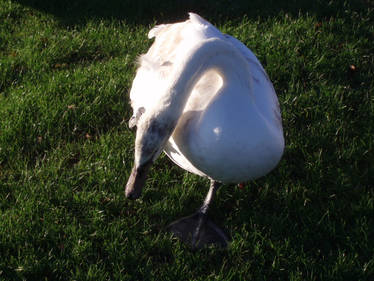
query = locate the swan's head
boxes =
[125,110,177,199]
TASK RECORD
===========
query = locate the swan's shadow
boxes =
[14,0,349,26]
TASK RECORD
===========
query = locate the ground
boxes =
[0,0,373,280]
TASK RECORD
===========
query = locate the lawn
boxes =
[0,0,373,280]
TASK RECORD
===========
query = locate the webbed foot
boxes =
[167,211,229,249]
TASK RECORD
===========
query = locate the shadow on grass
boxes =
[14,0,368,25]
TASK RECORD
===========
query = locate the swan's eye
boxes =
[128,116,137,129]
[129,107,145,129]
[161,61,172,67]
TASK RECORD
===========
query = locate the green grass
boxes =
[1,0,373,280]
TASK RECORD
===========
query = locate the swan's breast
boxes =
[166,83,284,183]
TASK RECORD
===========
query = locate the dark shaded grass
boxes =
[1,0,373,280]
[14,0,372,25]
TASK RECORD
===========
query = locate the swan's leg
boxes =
[167,180,229,249]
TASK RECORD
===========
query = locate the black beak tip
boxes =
[125,187,140,200]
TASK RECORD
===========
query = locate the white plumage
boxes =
[129,13,284,183]
[125,13,284,248]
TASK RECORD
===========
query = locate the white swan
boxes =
[125,13,284,248]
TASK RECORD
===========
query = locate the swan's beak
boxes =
[125,161,152,199]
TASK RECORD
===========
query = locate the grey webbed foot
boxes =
[167,211,229,249]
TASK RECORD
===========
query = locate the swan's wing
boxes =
[224,34,282,128]
[146,13,223,64]
[223,34,268,80]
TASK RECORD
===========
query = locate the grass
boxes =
[0,0,373,280]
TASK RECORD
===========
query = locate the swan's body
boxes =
[125,13,284,248]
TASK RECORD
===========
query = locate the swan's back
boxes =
[146,13,223,65]
[129,14,225,116]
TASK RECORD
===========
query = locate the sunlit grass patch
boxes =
[0,0,373,280]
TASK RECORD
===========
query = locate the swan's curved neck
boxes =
[166,38,250,113]
[137,38,251,165]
